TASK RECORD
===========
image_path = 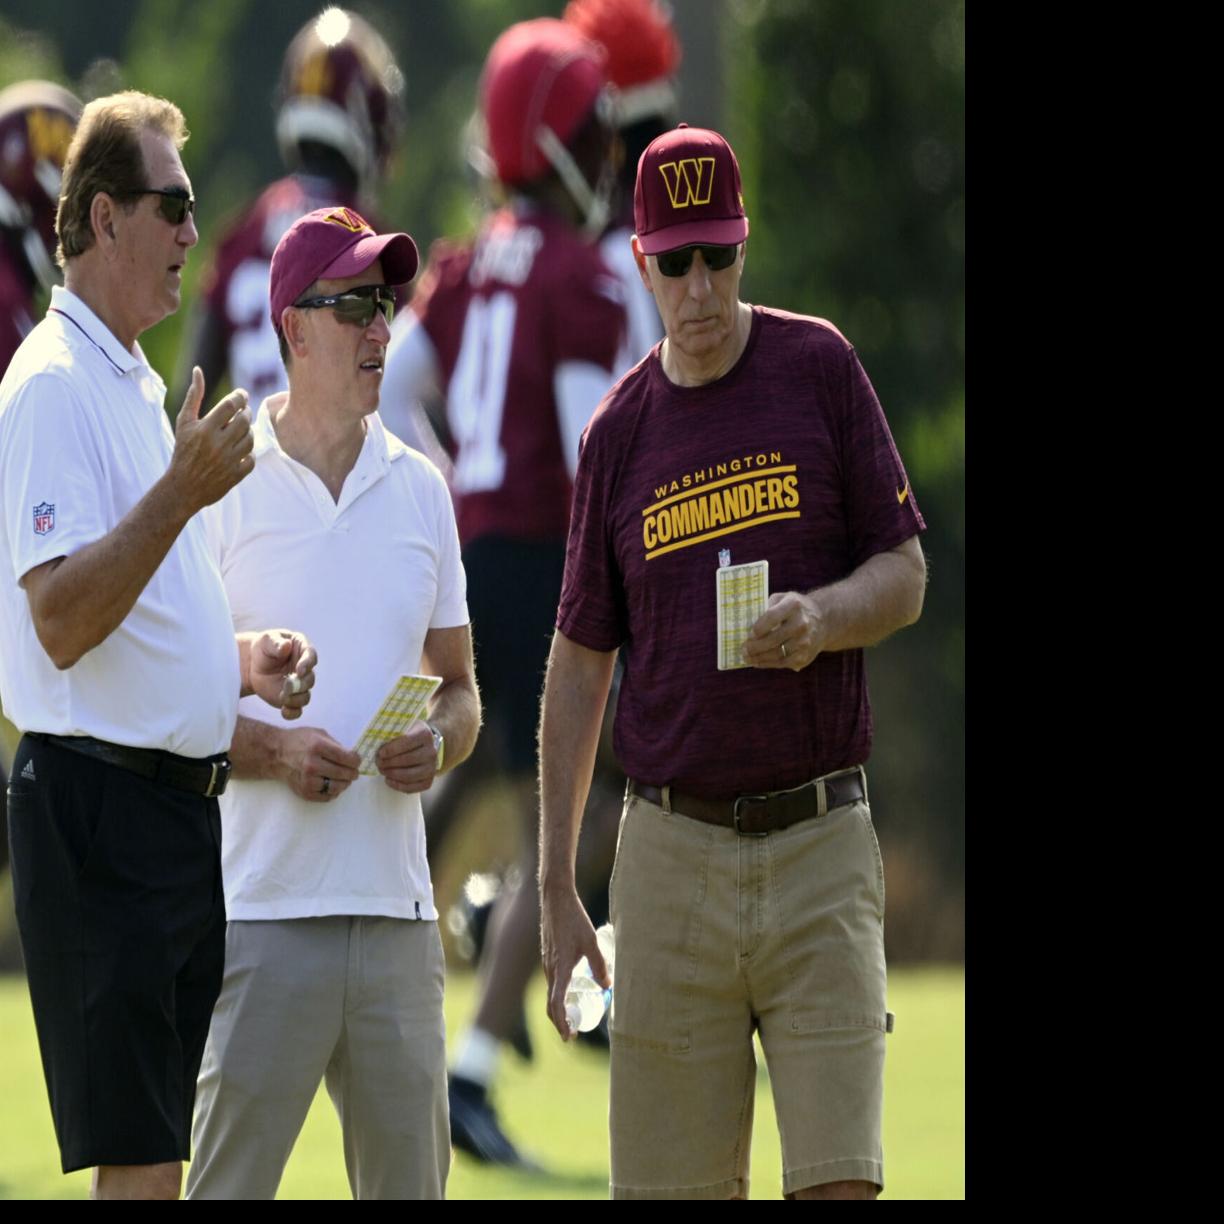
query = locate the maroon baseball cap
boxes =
[633,123,749,255]
[268,206,419,334]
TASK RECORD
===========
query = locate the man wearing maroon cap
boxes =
[539,125,927,1199]
[185,207,480,1199]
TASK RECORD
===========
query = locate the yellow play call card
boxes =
[716,559,768,671]
[353,674,442,775]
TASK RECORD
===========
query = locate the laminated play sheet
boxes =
[353,674,442,774]
[716,559,769,671]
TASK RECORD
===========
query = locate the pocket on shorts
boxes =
[769,801,888,1034]
[8,743,112,880]
[608,798,712,1054]
[606,793,633,910]
[857,803,886,924]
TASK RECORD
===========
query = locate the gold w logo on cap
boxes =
[658,158,716,209]
[323,207,369,233]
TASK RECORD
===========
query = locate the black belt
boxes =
[628,768,865,836]
[28,733,231,798]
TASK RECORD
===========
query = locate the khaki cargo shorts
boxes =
[607,771,889,1199]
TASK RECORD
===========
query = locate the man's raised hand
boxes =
[170,365,255,511]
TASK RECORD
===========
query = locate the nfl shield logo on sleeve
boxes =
[32,502,55,535]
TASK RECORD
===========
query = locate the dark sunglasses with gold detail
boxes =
[293,284,397,328]
[655,243,739,278]
[119,185,196,225]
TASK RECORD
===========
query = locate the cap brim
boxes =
[637,217,749,256]
[318,231,420,286]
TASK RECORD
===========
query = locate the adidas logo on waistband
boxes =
[21,759,36,781]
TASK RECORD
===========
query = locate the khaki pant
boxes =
[608,778,888,1198]
[186,917,449,1200]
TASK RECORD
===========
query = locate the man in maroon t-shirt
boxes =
[380,18,627,1168]
[539,125,927,1200]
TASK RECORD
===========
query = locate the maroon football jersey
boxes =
[413,204,627,545]
[199,174,365,403]
[557,307,926,797]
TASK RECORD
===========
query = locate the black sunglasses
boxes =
[293,284,397,328]
[656,244,739,278]
[123,186,196,225]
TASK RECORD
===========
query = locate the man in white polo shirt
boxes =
[0,91,318,1201]
[185,207,481,1201]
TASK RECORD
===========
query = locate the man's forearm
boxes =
[538,631,617,898]
[809,535,926,653]
[228,713,290,781]
[427,676,481,774]
[23,469,193,669]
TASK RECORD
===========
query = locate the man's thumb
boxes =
[179,366,205,423]
[261,632,293,659]
[589,945,611,990]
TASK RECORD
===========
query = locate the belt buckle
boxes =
[204,757,231,798]
[732,793,770,837]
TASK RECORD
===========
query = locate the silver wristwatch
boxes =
[426,721,444,772]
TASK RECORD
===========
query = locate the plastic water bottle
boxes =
[565,923,615,1034]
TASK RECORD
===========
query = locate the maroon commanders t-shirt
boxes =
[557,306,926,797]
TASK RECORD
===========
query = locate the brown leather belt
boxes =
[28,733,232,798]
[627,768,865,837]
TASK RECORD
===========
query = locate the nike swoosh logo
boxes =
[897,484,909,505]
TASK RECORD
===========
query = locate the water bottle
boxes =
[565,923,615,1034]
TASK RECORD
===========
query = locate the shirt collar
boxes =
[251,396,410,470]
[251,393,287,458]
[48,285,160,385]
[373,411,411,465]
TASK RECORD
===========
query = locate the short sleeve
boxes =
[410,239,463,352]
[549,257,628,374]
[1,372,110,583]
[834,343,926,567]
[426,460,469,629]
[556,417,627,651]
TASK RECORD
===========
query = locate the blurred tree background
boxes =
[0,0,963,962]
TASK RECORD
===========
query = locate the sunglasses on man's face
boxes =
[126,186,196,225]
[655,244,739,278]
[293,284,397,328]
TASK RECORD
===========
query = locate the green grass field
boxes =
[0,965,963,1200]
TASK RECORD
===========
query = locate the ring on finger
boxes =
[321,776,331,795]
[780,642,788,659]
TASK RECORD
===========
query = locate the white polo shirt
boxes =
[0,286,240,756]
[203,396,469,920]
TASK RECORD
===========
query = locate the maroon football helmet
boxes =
[480,18,614,233]
[0,80,81,290]
[276,6,404,190]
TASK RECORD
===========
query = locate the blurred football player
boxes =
[0,80,81,375]
[564,0,681,361]
[175,6,404,408]
[380,17,627,1167]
